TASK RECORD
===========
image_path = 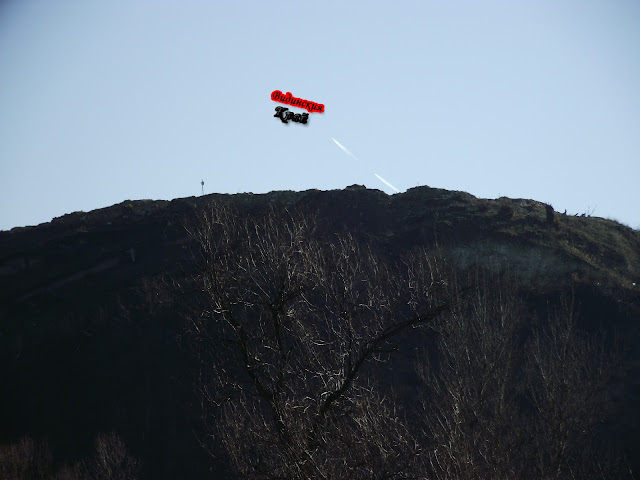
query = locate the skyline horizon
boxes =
[2,180,630,232]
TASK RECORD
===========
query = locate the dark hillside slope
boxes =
[1,186,638,479]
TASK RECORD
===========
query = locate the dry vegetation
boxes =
[184,201,633,479]
[0,433,139,480]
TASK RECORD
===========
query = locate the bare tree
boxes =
[417,272,632,480]
[522,293,629,479]
[185,202,449,479]
[0,433,140,480]
[0,436,53,480]
[185,201,630,479]
[417,269,525,480]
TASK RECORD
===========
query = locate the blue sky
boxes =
[1,0,639,231]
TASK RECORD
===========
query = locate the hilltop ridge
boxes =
[2,185,638,305]
[0,185,639,479]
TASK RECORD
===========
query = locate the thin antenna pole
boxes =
[201,179,204,196]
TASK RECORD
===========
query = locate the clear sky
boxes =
[1,0,639,231]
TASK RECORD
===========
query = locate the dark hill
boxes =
[1,186,639,479]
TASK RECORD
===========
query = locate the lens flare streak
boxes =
[331,137,400,193]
